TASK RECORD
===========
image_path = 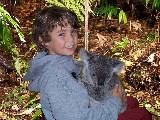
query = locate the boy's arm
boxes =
[87,96,122,120]
[42,66,122,120]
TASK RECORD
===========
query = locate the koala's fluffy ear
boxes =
[112,59,125,74]
[79,48,89,61]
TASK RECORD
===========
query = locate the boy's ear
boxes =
[39,36,49,48]
[39,36,44,45]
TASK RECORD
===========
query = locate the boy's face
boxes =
[42,21,78,56]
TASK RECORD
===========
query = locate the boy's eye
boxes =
[59,33,65,36]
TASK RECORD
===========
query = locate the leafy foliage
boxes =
[151,0,160,10]
[45,0,92,21]
[0,5,27,76]
[92,0,127,24]
[0,7,17,55]
[112,37,129,54]
[0,85,41,119]
[145,0,160,20]
[0,6,25,43]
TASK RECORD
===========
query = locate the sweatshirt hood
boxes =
[23,51,73,92]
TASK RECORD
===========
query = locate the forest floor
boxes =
[0,0,160,120]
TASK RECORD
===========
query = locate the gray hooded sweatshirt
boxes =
[23,51,122,120]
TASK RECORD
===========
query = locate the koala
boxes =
[74,48,127,113]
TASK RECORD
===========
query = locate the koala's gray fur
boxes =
[75,48,127,113]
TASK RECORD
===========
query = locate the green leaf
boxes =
[118,10,122,23]
[145,0,150,6]
[24,92,39,108]
[12,89,18,96]
[118,10,127,24]
[111,52,123,57]
[0,6,25,42]
[17,96,25,103]
[17,104,41,115]
[133,73,141,77]
[31,109,42,120]
[14,57,21,75]
[146,107,155,113]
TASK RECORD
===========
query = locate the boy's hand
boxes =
[112,84,126,103]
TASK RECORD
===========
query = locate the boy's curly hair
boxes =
[32,6,80,51]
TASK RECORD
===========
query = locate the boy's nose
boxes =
[68,34,74,42]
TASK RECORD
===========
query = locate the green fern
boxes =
[45,0,92,21]
[0,5,27,76]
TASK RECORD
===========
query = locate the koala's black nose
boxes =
[98,77,105,86]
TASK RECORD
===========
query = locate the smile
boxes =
[66,45,75,50]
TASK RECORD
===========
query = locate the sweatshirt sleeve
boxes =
[87,96,122,120]
[41,66,122,120]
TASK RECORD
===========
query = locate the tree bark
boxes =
[85,0,89,51]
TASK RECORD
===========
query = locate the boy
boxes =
[24,5,124,120]
[23,6,151,120]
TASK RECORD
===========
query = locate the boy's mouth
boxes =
[66,45,75,50]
